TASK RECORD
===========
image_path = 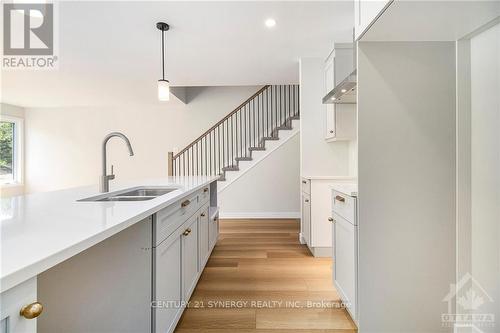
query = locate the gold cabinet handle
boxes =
[203,188,209,193]
[305,199,309,203]
[181,199,191,207]
[335,195,345,203]
[201,212,206,217]
[20,302,43,319]
[328,217,334,222]
[302,180,307,184]
[183,228,191,236]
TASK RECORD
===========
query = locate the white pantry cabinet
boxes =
[354,0,393,40]
[0,278,38,333]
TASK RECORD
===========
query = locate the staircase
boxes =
[168,85,300,182]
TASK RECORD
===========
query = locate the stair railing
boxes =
[168,85,299,179]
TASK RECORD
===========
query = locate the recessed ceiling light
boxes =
[265,18,276,28]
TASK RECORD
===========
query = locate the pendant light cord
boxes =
[161,30,165,80]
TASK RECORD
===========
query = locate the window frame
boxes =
[0,115,23,186]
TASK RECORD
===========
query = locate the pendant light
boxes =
[157,22,170,101]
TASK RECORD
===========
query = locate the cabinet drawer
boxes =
[301,178,311,194]
[332,190,356,224]
[155,191,200,245]
[199,186,210,205]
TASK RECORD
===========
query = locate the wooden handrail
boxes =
[173,85,270,159]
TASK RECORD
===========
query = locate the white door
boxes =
[333,213,357,320]
[182,215,199,301]
[155,233,182,333]
[301,193,311,245]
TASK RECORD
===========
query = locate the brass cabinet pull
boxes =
[328,217,334,222]
[213,218,217,222]
[183,228,191,236]
[201,212,206,217]
[302,180,307,184]
[305,199,309,203]
[335,195,345,203]
[20,302,43,319]
[181,199,191,207]
[203,188,209,193]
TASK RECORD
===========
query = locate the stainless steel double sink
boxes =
[78,186,179,202]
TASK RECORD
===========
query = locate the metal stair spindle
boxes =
[167,85,300,181]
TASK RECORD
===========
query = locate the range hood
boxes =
[322,70,357,104]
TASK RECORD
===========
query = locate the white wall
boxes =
[357,42,456,332]
[299,58,350,177]
[470,23,500,332]
[0,103,25,197]
[218,133,300,218]
[23,86,260,193]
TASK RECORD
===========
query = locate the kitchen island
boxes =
[0,176,219,333]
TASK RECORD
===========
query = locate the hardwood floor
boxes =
[175,219,357,333]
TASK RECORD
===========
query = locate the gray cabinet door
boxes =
[182,214,199,301]
[155,231,182,333]
[37,217,152,333]
[198,206,210,269]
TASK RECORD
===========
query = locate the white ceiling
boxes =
[1,1,354,107]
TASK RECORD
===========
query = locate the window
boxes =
[0,116,23,185]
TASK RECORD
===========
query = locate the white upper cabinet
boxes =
[324,44,357,142]
[354,0,392,40]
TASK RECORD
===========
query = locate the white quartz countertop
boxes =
[0,176,218,293]
[331,183,358,197]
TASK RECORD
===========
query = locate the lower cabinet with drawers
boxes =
[20,183,219,333]
[153,186,219,333]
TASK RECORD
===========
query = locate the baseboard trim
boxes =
[219,212,301,219]
[311,247,332,258]
[299,232,306,244]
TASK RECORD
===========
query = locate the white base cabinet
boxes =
[331,190,358,324]
[302,178,354,257]
[332,213,357,321]
[154,186,218,333]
